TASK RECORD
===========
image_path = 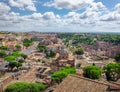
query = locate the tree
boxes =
[114,53,120,62]
[103,63,120,81]
[4,56,16,62]
[75,48,84,55]
[6,61,22,71]
[51,71,67,83]
[8,62,17,70]
[7,60,23,71]
[61,67,76,74]
[51,67,76,83]
[21,54,27,59]
[23,43,30,47]
[4,82,47,92]
[15,62,22,70]
[15,44,21,50]
[46,51,56,58]
[0,46,8,50]
[0,51,7,58]
[12,51,24,58]
[39,48,45,52]
[4,53,24,71]
[37,43,46,53]
[4,51,26,71]
[23,38,33,47]
[18,59,24,63]
[83,65,102,79]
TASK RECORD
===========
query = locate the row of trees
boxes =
[97,34,120,45]
[83,63,120,81]
[72,36,95,45]
[58,33,120,45]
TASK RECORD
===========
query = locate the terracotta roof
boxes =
[54,75,120,92]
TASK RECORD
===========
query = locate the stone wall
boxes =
[0,75,14,92]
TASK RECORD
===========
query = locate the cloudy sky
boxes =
[0,0,120,32]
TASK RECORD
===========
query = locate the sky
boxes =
[0,0,120,32]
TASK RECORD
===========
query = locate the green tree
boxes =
[114,53,120,62]
[75,48,84,55]
[51,71,68,83]
[83,65,102,79]
[8,61,17,70]
[4,52,24,71]
[0,46,8,50]
[0,51,7,57]
[15,62,22,70]
[4,82,47,92]
[4,56,16,62]
[37,43,46,53]
[15,44,21,50]
[18,59,24,63]
[21,54,27,59]
[103,63,120,81]
[23,43,30,47]
[46,51,56,58]
[12,51,24,58]
[23,38,33,47]
[51,67,76,83]
[7,61,23,70]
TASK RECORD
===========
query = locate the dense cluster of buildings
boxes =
[0,33,32,51]
[81,41,120,58]
[0,32,120,92]
[32,34,75,71]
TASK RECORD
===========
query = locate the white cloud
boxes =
[100,3,120,21]
[9,0,36,11]
[80,2,107,19]
[115,3,120,13]
[100,12,118,21]
[65,12,79,18]
[42,12,60,20]
[0,2,11,15]
[0,1,120,32]
[30,13,42,19]
[63,2,107,27]
[9,12,20,16]
[44,0,94,11]
[90,2,106,11]
[26,5,36,11]
[0,11,61,30]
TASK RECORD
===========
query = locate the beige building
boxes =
[54,75,120,92]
